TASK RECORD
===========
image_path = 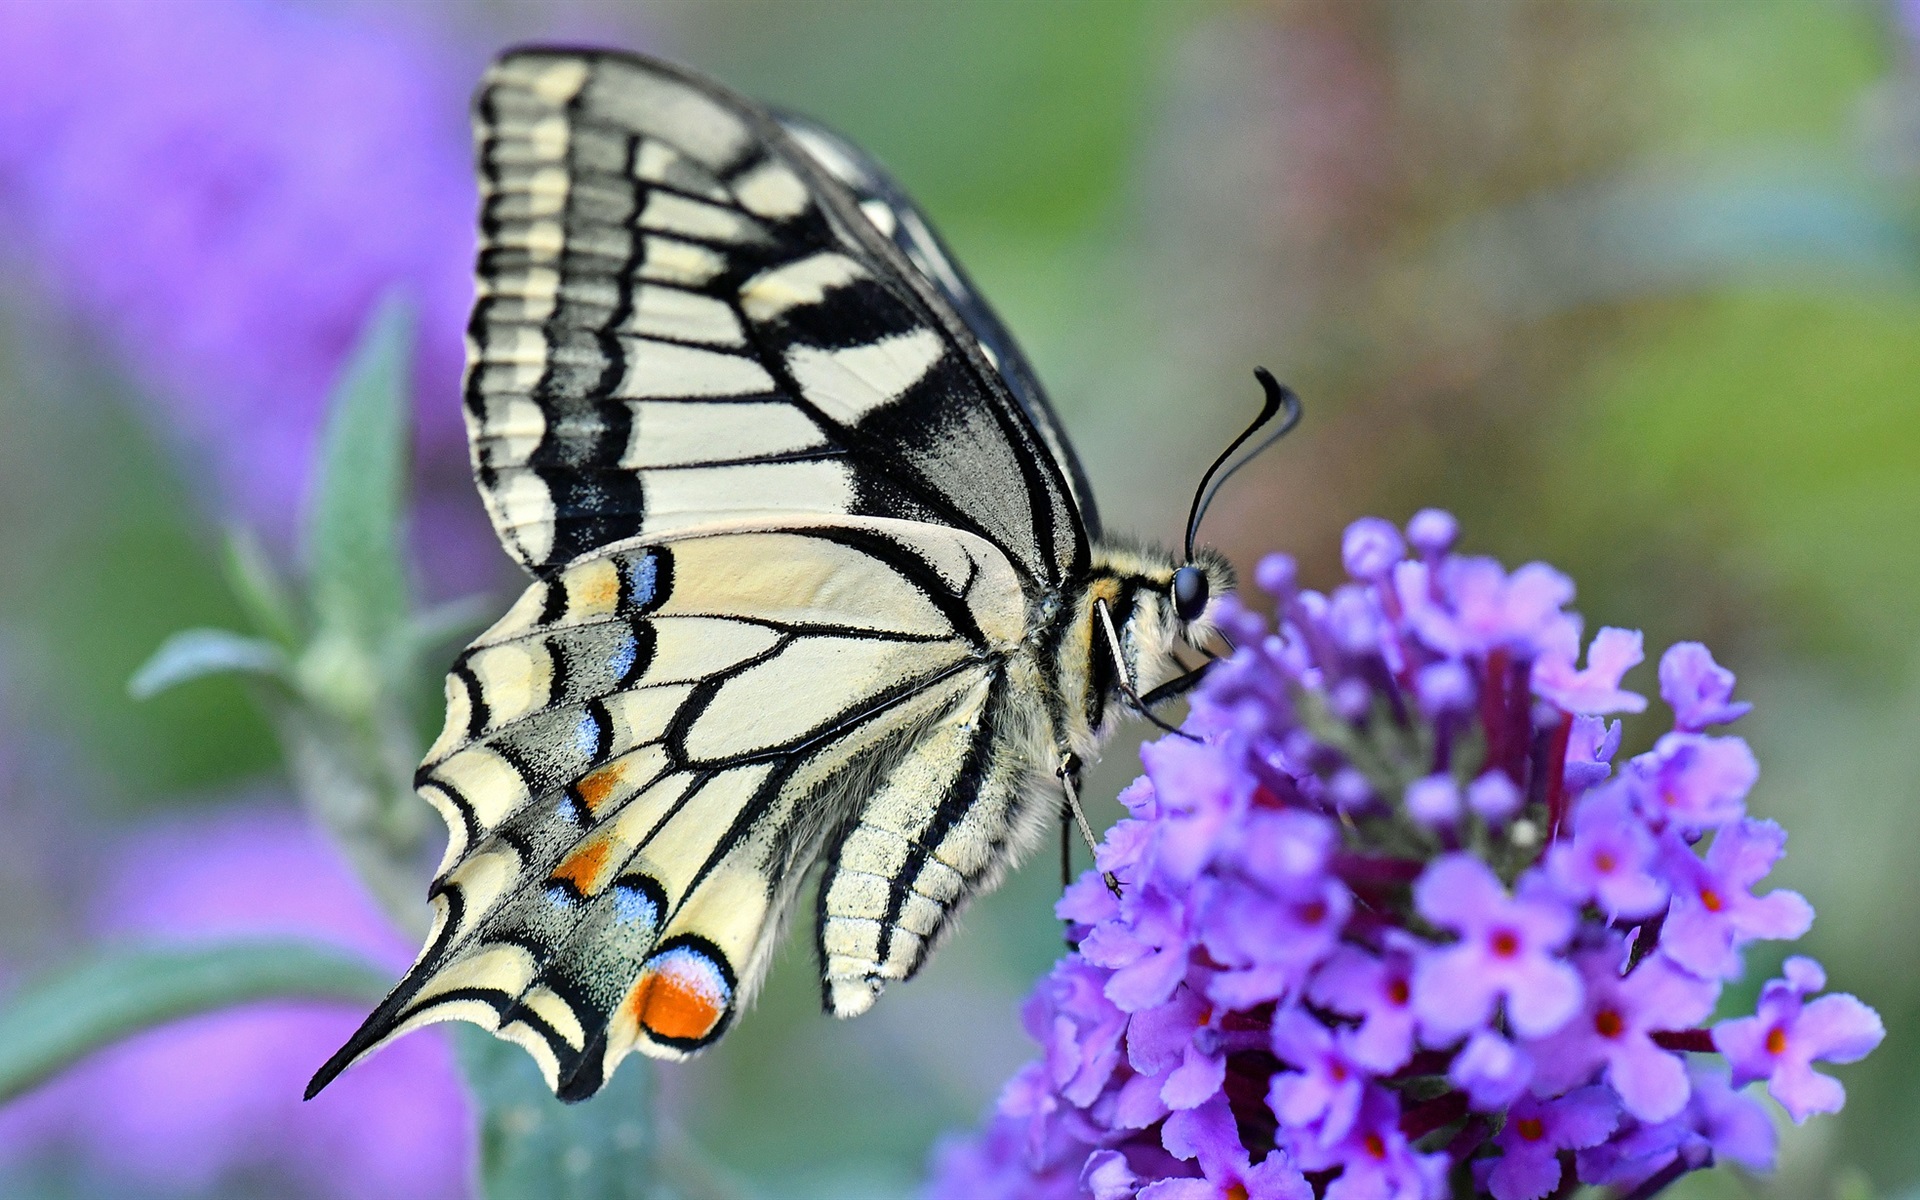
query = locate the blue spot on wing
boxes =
[624,552,658,609]
[574,711,601,757]
[608,632,637,680]
[612,881,660,928]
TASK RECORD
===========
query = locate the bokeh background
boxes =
[0,1,1916,1197]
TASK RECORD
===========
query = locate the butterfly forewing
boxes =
[466,49,1088,584]
[774,113,1101,538]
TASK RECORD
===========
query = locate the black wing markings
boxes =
[466,47,1090,586]
[775,111,1102,542]
[312,523,1016,1097]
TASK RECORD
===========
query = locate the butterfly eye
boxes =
[1172,566,1209,622]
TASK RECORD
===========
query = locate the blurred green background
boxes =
[1,1,1917,1198]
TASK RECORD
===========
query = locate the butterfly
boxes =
[310,47,1294,1102]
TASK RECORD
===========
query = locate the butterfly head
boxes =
[1162,545,1235,653]
[1080,543,1233,712]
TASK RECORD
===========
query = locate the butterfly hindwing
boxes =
[309,517,1037,1098]
[467,48,1089,585]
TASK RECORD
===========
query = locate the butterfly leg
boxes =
[1137,655,1217,709]
[1058,795,1072,891]
[1057,755,1120,898]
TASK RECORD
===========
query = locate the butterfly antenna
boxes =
[1183,368,1303,562]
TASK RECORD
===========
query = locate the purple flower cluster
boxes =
[927,513,1882,1200]
[0,0,475,545]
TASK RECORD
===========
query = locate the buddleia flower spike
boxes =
[928,509,1882,1200]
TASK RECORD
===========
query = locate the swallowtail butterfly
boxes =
[310,47,1293,1101]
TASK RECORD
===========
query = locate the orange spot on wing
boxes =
[629,960,728,1042]
[576,567,620,610]
[576,760,628,815]
[550,840,611,893]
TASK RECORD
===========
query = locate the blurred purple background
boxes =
[0,2,1917,1198]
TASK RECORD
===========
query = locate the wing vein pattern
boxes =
[462,48,1089,585]
[316,518,1050,1098]
[313,48,1095,1101]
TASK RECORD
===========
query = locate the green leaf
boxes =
[456,1027,673,1200]
[223,525,304,647]
[127,627,290,699]
[0,939,391,1103]
[307,295,414,643]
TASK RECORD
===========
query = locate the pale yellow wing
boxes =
[310,517,1047,1099]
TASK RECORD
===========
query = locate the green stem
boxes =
[266,693,433,937]
[456,1028,678,1200]
[0,940,389,1103]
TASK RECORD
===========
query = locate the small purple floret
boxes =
[1151,1095,1312,1200]
[1562,714,1622,793]
[1482,1086,1617,1200]
[1660,819,1813,980]
[1268,1007,1369,1146]
[1127,982,1223,1111]
[1342,517,1406,581]
[1079,883,1194,1012]
[1398,557,1577,659]
[1629,732,1758,833]
[1527,945,1717,1122]
[1413,856,1582,1040]
[1532,626,1649,715]
[1404,774,1461,829]
[1467,770,1523,825]
[1405,507,1459,558]
[1659,642,1752,731]
[1545,783,1668,920]
[1280,1088,1447,1200]
[1255,553,1298,598]
[1576,1065,1777,1189]
[1414,660,1476,716]
[1714,956,1885,1122]
[1449,1029,1533,1111]
[1308,942,1419,1073]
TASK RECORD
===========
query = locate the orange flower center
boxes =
[1766,1026,1789,1055]
[1700,887,1725,913]
[1490,929,1521,958]
[1387,978,1411,1006]
[1594,1008,1625,1039]
[1516,1117,1546,1142]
